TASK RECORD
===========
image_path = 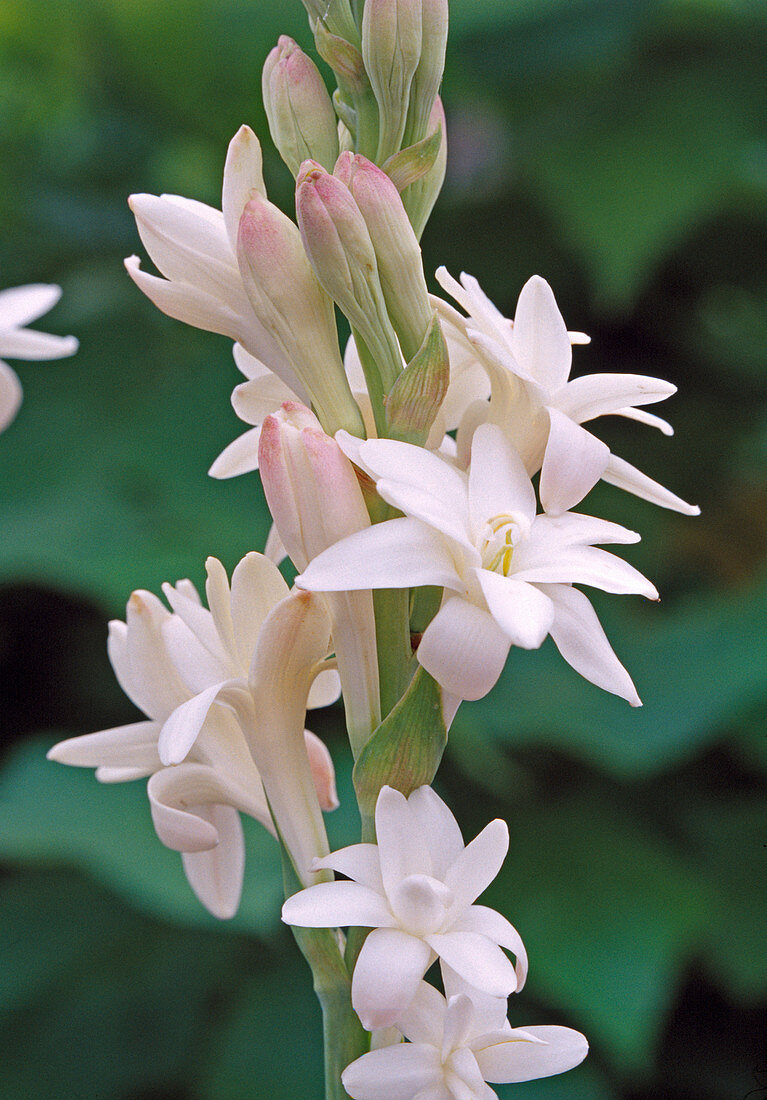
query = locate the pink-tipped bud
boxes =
[262,37,339,177]
[236,197,364,438]
[296,163,402,396]
[344,154,432,362]
[304,729,340,811]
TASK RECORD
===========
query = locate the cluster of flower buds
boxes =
[0,283,78,433]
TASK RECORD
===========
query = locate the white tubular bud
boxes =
[296,160,402,397]
[259,402,381,751]
[344,153,433,362]
[236,194,365,438]
[362,0,423,162]
[262,37,339,176]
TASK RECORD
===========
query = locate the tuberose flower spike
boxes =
[282,784,527,1030]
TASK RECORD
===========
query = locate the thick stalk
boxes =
[373,587,412,719]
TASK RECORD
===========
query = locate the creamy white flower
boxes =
[434,268,700,516]
[0,283,78,432]
[49,554,339,916]
[298,423,655,703]
[342,978,588,1099]
[282,785,527,1030]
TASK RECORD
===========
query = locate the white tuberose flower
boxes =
[434,268,700,516]
[49,554,339,918]
[342,979,589,1099]
[0,284,78,432]
[282,785,527,1031]
[298,423,656,703]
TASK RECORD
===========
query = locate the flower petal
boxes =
[476,571,554,649]
[352,928,434,1029]
[0,328,78,361]
[181,803,245,919]
[603,453,700,515]
[539,409,609,515]
[426,931,518,998]
[443,822,509,916]
[312,843,384,892]
[0,283,62,327]
[512,546,658,598]
[614,405,674,435]
[553,372,676,424]
[341,1043,443,1100]
[282,880,394,928]
[540,583,642,705]
[147,763,242,851]
[475,1024,588,1083]
[222,125,266,252]
[406,786,465,880]
[468,424,536,534]
[208,426,262,478]
[229,551,289,667]
[47,720,161,774]
[417,597,511,701]
[297,518,463,593]
[158,680,241,765]
[511,276,571,392]
[0,361,23,432]
[451,906,527,990]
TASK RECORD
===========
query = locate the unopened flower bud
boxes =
[403,95,447,240]
[300,0,359,45]
[404,0,448,148]
[296,161,402,404]
[237,194,364,438]
[343,154,432,362]
[315,21,367,93]
[385,311,449,443]
[259,402,381,751]
[262,36,339,176]
[362,0,423,162]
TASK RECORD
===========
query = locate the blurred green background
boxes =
[1,0,766,1096]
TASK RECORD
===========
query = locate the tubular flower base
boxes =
[282,785,527,1030]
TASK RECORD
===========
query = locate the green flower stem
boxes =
[373,586,413,720]
[353,87,381,163]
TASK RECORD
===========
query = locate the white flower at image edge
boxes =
[297,423,657,704]
[342,979,589,1100]
[0,284,78,432]
[282,785,527,1030]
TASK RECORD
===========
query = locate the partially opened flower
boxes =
[0,283,78,432]
[282,785,527,1030]
[49,553,339,916]
[341,978,589,1099]
[434,268,700,516]
[298,423,656,703]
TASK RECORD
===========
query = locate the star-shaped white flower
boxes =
[342,978,589,1099]
[434,268,699,516]
[0,283,78,432]
[282,785,527,1030]
[297,423,655,703]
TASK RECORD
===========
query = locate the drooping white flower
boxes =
[49,554,339,917]
[434,268,700,516]
[298,423,655,703]
[282,785,527,1030]
[0,283,78,432]
[341,978,589,1100]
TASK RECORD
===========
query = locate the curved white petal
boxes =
[614,405,674,435]
[304,728,339,811]
[147,764,234,851]
[553,372,676,424]
[0,283,62,326]
[282,881,394,929]
[511,276,571,391]
[376,786,431,899]
[468,424,536,535]
[417,597,510,701]
[0,361,23,431]
[357,438,469,514]
[231,374,298,425]
[307,666,342,709]
[124,590,191,719]
[208,426,262,478]
[443,820,509,913]
[222,125,266,252]
[603,453,700,515]
[540,583,642,705]
[161,582,229,665]
[475,1024,588,1083]
[397,980,449,1046]
[312,843,384,892]
[162,613,230,694]
[426,931,518,998]
[525,512,640,550]
[539,409,609,515]
[0,328,78,361]
[229,551,289,667]
[47,720,161,773]
[158,680,241,766]
[342,1043,443,1100]
[476,571,554,649]
[451,906,528,989]
[352,928,434,1029]
[406,786,465,880]
[512,546,658,598]
[181,803,245,919]
[297,518,463,593]
[124,256,241,340]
